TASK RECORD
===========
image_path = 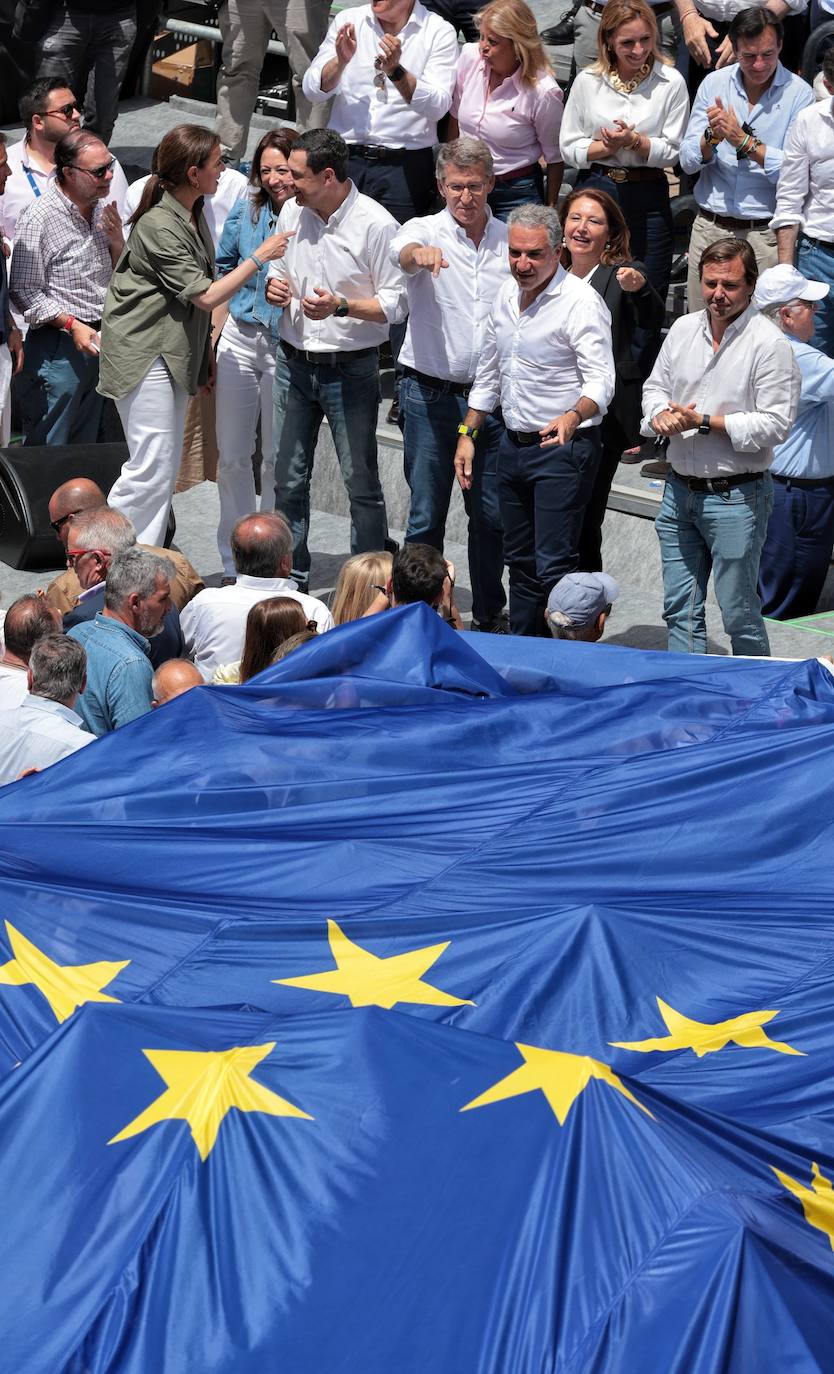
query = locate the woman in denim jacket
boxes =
[215,128,299,577]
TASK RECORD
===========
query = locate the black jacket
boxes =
[588,262,664,452]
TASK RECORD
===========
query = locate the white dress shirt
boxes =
[181,575,334,681]
[468,265,614,430]
[302,1,458,150]
[122,167,249,247]
[771,98,834,241]
[0,693,92,784]
[560,62,690,169]
[0,138,129,242]
[390,207,509,383]
[0,663,29,708]
[268,183,407,351]
[641,305,800,477]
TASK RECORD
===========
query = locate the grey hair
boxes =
[29,634,86,704]
[760,297,804,328]
[436,136,494,182]
[104,549,172,610]
[231,512,293,578]
[507,203,562,250]
[69,507,137,556]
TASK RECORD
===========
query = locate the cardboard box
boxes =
[148,38,217,103]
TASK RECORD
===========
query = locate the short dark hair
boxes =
[295,129,349,182]
[231,513,293,578]
[19,76,74,132]
[391,545,448,607]
[4,594,60,660]
[29,635,85,703]
[54,128,107,186]
[699,236,758,289]
[729,6,783,45]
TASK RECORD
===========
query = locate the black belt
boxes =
[347,144,429,163]
[506,428,544,446]
[802,233,834,253]
[670,470,765,493]
[280,340,377,367]
[402,366,472,398]
[698,208,771,232]
[773,472,834,490]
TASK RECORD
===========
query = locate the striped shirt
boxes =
[9,184,112,327]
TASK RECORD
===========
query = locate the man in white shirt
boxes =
[266,129,406,589]
[0,634,92,785]
[391,136,508,633]
[302,0,458,223]
[642,236,799,656]
[0,594,62,707]
[454,203,615,637]
[1,77,129,245]
[181,512,333,681]
[772,47,834,357]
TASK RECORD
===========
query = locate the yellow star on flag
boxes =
[0,920,129,1024]
[609,997,803,1059]
[460,1043,653,1125]
[274,919,474,1011]
[109,1042,313,1161]
[774,1162,834,1250]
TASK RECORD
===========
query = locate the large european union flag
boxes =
[2,605,834,1372]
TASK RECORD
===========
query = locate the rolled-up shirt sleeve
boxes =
[559,74,594,168]
[302,16,338,103]
[771,119,809,230]
[139,224,213,302]
[389,215,430,266]
[408,22,458,122]
[640,339,674,436]
[467,308,501,414]
[368,221,408,323]
[723,341,800,452]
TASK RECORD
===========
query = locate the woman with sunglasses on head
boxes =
[99,124,294,550]
[560,0,688,365]
[560,185,664,571]
[449,0,564,221]
[213,128,299,580]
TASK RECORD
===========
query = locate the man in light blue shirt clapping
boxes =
[680,6,814,311]
[754,263,834,620]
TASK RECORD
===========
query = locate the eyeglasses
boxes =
[43,102,79,120]
[444,181,487,196]
[50,509,81,533]
[66,547,106,567]
[68,158,115,180]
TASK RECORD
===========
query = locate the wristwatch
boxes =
[457,422,479,440]
[703,125,720,145]
[334,296,349,317]
[698,414,711,435]
[389,64,406,81]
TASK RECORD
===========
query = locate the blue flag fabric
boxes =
[2,605,834,1371]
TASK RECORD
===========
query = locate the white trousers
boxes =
[215,315,276,575]
[109,357,190,548]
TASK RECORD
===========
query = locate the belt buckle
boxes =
[605,167,628,183]
[705,477,729,494]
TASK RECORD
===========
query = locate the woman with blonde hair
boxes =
[330,551,393,625]
[560,0,688,359]
[449,0,564,220]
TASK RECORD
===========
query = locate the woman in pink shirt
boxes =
[449,0,564,221]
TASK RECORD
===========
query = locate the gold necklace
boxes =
[609,61,651,95]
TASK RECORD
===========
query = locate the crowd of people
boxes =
[0,0,833,779]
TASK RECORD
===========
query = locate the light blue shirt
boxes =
[771,334,834,478]
[0,694,92,784]
[680,63,815,218]
[67,613,153,736]
[216,195,283,338]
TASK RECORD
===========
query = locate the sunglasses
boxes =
[68,158,115,180]
[43,102,78,120]
[50,509,80,533]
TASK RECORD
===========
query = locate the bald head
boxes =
[48,478,107,549]
[3,593,62,666]
[231,512,293,579]
[151,658,203,706]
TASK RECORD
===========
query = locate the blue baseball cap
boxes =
[546,572,619,627]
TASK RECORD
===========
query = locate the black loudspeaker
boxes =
[0,443,176,571]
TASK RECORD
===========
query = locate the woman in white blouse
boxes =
[560,0,689,358]
[449,0,564,220]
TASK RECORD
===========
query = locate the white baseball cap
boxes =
[754,264,830,312]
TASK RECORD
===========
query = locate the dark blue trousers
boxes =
[758,474,834,621]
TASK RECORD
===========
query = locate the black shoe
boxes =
[472,614,510,634]
[383,537,400,555]
[386,400,400,425]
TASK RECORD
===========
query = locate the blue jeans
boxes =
[655,472,774,656]
[798,237,834,358]
[758,474,834,620]
[19,327,103,447]
[497,427,601,636]
[488,169,544,224]
[273,346,388,583]
[400,375,505,625]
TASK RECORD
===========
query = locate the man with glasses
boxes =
[10,128,124,446]
[390,136,508,633]
[1,78,129,244]
[753,264,834,620]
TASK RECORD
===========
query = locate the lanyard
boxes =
[23,165,41,198]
